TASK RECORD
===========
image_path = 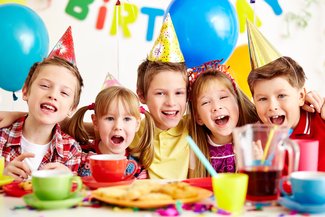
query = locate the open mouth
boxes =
[111,135,124,145]
[40,103,57,112]
[269,115,285,125]
[162,110,179,117]
[214,115,230,125]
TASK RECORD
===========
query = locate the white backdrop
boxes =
[0,0,324,118]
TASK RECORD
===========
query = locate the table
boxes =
[1,193,325,217]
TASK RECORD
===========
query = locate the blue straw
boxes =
[186,136,218,177]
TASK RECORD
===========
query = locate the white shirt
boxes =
[21,135,50,172]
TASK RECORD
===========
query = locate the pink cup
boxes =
[293,139,319,171]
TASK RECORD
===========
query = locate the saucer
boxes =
[23,193,84,210]
[0,176,14,187]
[279,196,325,214]
[82,176,135,189]
[3,181,32,197]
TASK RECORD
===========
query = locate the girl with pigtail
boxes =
[66,86,155,178]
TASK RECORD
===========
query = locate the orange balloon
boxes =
[226,44,252,99]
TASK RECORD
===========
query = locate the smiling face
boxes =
[143,70,187,130]
[195,78,239,144]
[92,99,140,155]
[253,76,305,128]
[22,64,78,126]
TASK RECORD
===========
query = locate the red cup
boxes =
[90,154,137,182]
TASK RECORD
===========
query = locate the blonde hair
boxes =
[24,56,83,109]
[189,69,259,177]
[67,86,155,169]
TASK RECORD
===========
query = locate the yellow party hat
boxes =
[148,13,184,62]
[246,20,281,69]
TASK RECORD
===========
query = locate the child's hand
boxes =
[0,111,27,128]
[3,152,34,181]
[303,91,324,113]
[321,102,325,120]
[41,162,71,172]
[253,140,263,160]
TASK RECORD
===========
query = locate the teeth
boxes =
[43,104,55,111]
[271,115,280,119]
[164,111,176,115]
[216,115,225,120]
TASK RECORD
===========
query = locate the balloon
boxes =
[0,4,49,92]
[236,0,262,33]
[166,0,239,68]
[226,44,252,99]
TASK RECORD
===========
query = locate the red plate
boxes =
[82,176,135,189]
[182,177,213,191]
[3,181,32,197]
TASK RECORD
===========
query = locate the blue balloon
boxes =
[166,0,239,68]
[0,4,49,92]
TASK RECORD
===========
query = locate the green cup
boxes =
[32,170,82,201]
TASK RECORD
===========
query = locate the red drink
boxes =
[240,169,281,202]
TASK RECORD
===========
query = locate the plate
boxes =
[182,177,212,191]
[279,197,325,214]
[0,176,14,187]
[23,193,84,210]
[82,176,135,189]
[3,181,32,197]
[91,185,213,209]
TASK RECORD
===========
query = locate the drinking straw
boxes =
[186,136,218,177]
[261,125,277,164]
[264,127,293,166]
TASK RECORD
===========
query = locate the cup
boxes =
[293,139,319,171]
[32,170,82,201]
[0,156,4,177]
[233,124,300,204]
[89,154,138,182]
[280,171,325,204]
[212,173,248,213]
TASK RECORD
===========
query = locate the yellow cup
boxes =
[212,173,248,214]
[0,156,4,177]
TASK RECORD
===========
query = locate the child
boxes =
[133,59,189,179]
[0,27,83,181]
[66,86,154,179]
[246,22,325,171]
[129,14,191,179]
[188,60,260,177]
[248,56,325,171]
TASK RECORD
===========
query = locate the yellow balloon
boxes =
[226,44,252,99]
[0,0,26,4]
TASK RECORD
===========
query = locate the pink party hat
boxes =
[148,13,184,63]
[48,26,76,64]
[102,72,121,89]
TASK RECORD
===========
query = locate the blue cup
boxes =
[280,171,325,204]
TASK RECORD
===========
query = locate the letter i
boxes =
[96,0,109,30]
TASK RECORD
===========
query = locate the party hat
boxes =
[101,72,121,89]
[148,13,184,63]
[48,26,76,64]
[246,20,281,69]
